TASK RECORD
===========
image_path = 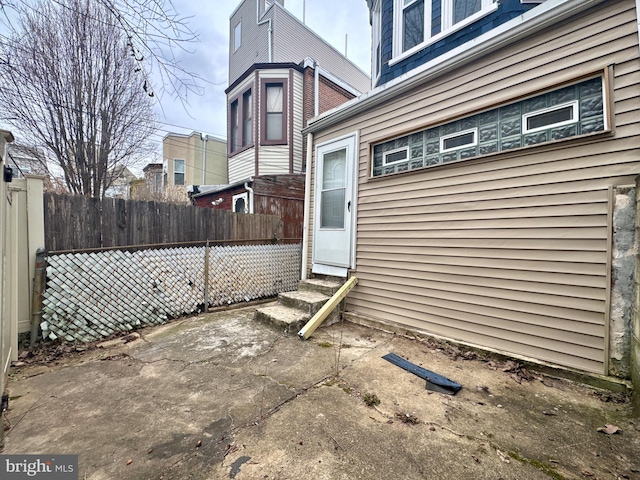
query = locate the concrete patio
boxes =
[3,304,639,479]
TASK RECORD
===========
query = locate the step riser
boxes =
[279,295,326,314]
[254,309,309,334]
[298,282,341,297]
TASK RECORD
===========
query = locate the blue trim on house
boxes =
[377,0,539,86]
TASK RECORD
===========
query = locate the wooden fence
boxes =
[44,193,283,251]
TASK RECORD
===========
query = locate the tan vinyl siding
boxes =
[271,7,370,93]
[308,0,640,373]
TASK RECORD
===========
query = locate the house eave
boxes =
[192,177,254,198]
[303,0,608,135]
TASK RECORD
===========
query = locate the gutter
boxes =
[200,133,208,185]
[244,179,254,214]
[303,0,607,134]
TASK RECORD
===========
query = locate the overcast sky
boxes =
[153,0,372,144]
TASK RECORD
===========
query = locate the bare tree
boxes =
[0,0,201,100]
[0,0,157,197]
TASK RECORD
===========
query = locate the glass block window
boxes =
[371,77,605,177]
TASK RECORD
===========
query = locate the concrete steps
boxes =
[254,277,344,334]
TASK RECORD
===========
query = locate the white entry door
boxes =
[312,134,357,275]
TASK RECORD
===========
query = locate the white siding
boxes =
[292,70,304,172]
[229,149,255,184]
[308,0,640,374]
[257,146,291,175]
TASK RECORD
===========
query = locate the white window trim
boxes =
[522,101,579,134]
[233,192,249,213]
[173,158,185,185]
[371,0,382,84]
[440,128,477,153]
[234,21,242,52]
[383,146,409,165]
[391,0,498,66]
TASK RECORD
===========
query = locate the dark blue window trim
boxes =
[376,0,539,86]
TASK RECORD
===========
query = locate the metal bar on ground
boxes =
[382,352,462,395]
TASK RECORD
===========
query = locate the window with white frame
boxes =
[174,159,185,185]
[394,0,497,57]
[440,128,477,152]
[234,21,242,52]
[383,147,409,165]
[233,192,248,213]
[522,101,578,134]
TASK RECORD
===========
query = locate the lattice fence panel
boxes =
[41,243,302,342]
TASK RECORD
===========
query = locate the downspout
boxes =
[201,133,208,185]
[244,180,254,214]
[314,62,319,117]
[257,0,273,62]
[301,132,313,280]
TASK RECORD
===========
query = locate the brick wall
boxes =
[302,65,356,167]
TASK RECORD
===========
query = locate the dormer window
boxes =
[393,0,498,60]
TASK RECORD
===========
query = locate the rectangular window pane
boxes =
[243,90,252,146]
[234,22,241,52]
[266,85,283,113]
[321,189,345,228]
[231,100,239,150]
[527,105,575,131]
[266,112,282,140]
[442,130,476,151]
[453,0,481,24]
[322,150,346,190]
[403,0,424,52]
[384,149,408,164]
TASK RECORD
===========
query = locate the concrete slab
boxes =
[3,306,639,480]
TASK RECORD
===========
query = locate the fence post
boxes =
[203,240,210,312]
[30,248,47,346]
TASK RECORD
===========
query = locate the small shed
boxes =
[192,174,305,241]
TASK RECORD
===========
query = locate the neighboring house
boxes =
[228,0,370,91]
[104,167,136,199]
[143,163,163,194]
[191,174,305,240]
[6,143,49,179]
[226,0,370,185]
[303,0,640,381]
[163,132,228,192]
[226,60,363,183]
